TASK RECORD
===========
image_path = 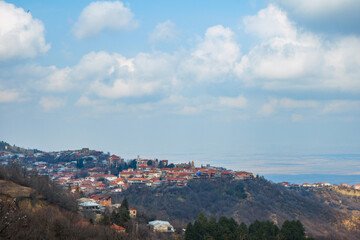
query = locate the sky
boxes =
[1,0,360,175]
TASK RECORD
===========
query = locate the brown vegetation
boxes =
[120,177,360,239]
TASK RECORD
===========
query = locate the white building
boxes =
[148,220,175,232]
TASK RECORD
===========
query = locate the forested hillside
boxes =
[120,178,360,239]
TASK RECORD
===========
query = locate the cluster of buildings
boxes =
[0,147,254,233]
[0,148,254,197]
[278,181,360,190]
[2,145,360,234]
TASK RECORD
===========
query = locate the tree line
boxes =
[185,212,315,240]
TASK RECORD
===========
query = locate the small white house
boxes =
[148,220,175,232]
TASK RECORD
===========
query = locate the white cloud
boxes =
[258,98,278,116]
[0,88,20,103]
[291,114,303,122]
[0,1,50,61]
[0,63,73,92]
[236,5,321,83]
[235,5,360,91]
[279,98,318,109]
[42,67,72,92]
[149,20,177,42]
[181,25,240,81]
[243,4,296,39]
[179,106,201,115]
[39,96,66,111]
[72,51,175,99]
[273,0,359,18]
[73,1,138,39]
[258,97,319,117]
[219,95,247,109]
[322,100,360,114]
[76,96,104,107]
[322,37,360,91]
[91,79,161,99]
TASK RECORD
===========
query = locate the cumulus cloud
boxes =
[258,98,278,116]
[41,67,72,92]
[0,63,73,92]
[149,20,178,42]
[272,0,360,34]
[322,100,360,114]
[73,51,175,99]
[39,96,66,111]
[235,5,360,91]
[0,87,20,103]
[235,5,321,83]
[258,97,319,116]
[273,0,358,17]
[243,4,296,39]
[322,37,360,91]
[76,96,106,107]
[181,25,240,81]
[0,1,50,61]
[219,95,247,109]
[73,1,138,39]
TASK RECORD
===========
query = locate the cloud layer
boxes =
[1,2,359,120]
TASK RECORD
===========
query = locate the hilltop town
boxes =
[1,141,360,239]
[0,144,255,191]
[1,142,359,196]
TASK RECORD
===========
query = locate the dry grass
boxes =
[0,179,32,198]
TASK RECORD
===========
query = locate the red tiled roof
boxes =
[109,155,121,160]
[91,174,117,178]
[110,224,125,231]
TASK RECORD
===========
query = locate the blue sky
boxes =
[1,0,360,175]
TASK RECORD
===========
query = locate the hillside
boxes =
[120,178,360,240]
[0,165,121,240]
[0,141,42,155]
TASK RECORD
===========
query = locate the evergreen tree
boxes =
[159,161,165,168]
[110,197,131,227]
[76,159,84,169]
[185,222,196,240]
[99,213,111,226]
[280,220,306,240]
[118,197,131,227]
[217,216,239,240]
[128,160,137,169]
[238,222,248,240]
[248,220,279,240]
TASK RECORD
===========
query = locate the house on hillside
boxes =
[89,194,111,206]
[127,177,148,185]
[110,224,126,233]
[354,184,360,190]
[148,220,175,232]
[78,201,101,214]
[108,155,123,167]
[129,207,137,218]
[279,182,290,187]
